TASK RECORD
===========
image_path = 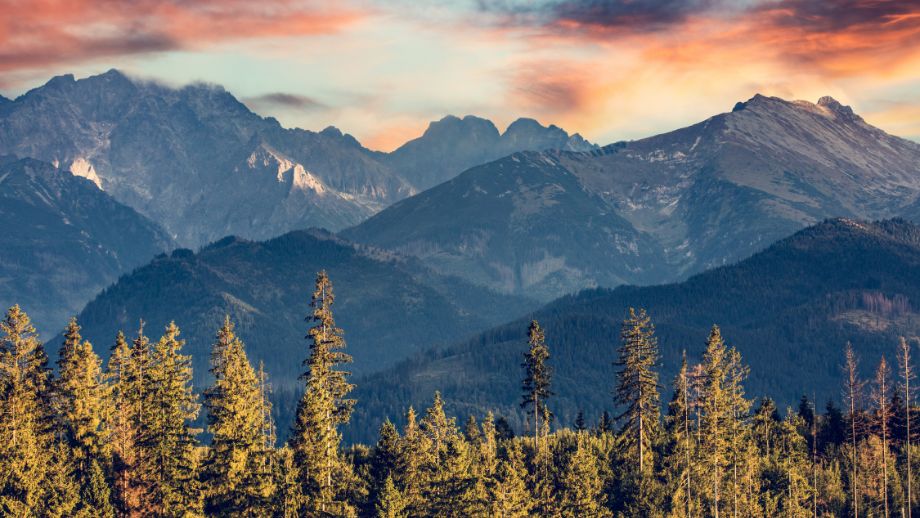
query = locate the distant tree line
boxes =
[2,272,920,516]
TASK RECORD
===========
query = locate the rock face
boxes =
[344,95,920,300]
[384,115,597,191]
[67,228,537,387]
[349,218,920,442]
[0,70,592,247]
[0,156,173,335]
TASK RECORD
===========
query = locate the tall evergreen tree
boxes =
[898,336,916,518]
[557,436,610,517]
[0,305,56,514]
[520,320,552,453]
[844,342,866,518]
[699,325,732,518]
[202,316,275,516]
[615,307,661,475]
[874,357,893,518]
[138,322,202,515]
[55,320,110,452]
[290,271,356,517]
[488,442,532,517]
[107,330,137,514]
[375,475,407,518]
[665,352,695,517]
[55,317,114,515]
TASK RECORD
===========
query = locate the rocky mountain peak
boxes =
[423,115,500,140]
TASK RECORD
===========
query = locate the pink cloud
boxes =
[0,0,362,72]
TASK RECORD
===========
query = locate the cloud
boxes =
[243,92,329,112]
[509,62,589,115]
[477,0,732,34]
[0,0,362,72]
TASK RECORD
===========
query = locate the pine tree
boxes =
[202,316,275,516]
[874,357,893,518]
[597,410,613,435]
[844,342,866,518]
[479,412,498,477]
[375,475,407,518]
[699,324,732,518]
[369,419,401,511]
[557,436,610,517]
[898,336,916,518]
[55,317,113,504]
[665,352,695,517]
[777,411,814,516]
[398,407,426,514]
[82,458,116,518]
[615,307,661,476]
[488,442,533,517]
[138,321,202,515]
[520,320,552,453]
[0,305,55,514]
[290,270,356,517]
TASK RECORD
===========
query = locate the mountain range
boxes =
[0,70,590,247]
[343,95,920,300]
[0,156,172,333]
[347,218,920,442]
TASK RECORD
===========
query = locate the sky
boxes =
[2,0,920,151]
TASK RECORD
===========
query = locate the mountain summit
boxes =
[384,114,596,190]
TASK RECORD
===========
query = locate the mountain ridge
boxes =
[344,94,920,300]
[346,217,920,442]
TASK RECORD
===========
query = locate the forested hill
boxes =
[349,218,920,441]
[67,229,536,389]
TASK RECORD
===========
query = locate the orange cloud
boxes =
[0,0,362,72]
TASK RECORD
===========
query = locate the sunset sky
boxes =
[2,0,920,151]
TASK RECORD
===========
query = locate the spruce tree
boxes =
[0,305,55,513]
[488,442,532,517]
[844,342,866,518]
[138,321,202,515]
[898,336,915,517]
[55,318,112,488]
[290,270,356,517]
[375,475,407,518]
[520,320,552,452]
[874,357,893,518]
[557,436,610,517]
[699,324,731,518]
[202,316,275,516]
[399,407,426,515]
[665,352,695,517]
[615,307,661,476]
[107,328,143,514]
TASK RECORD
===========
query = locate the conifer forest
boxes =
[2,270,918,517]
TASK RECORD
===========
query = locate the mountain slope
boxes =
[69,229,536,391]
[348,219,920,441]
[384,115,595,191]
[345,152,666,300]
[0,156,173,334]
[344,95,920,300]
